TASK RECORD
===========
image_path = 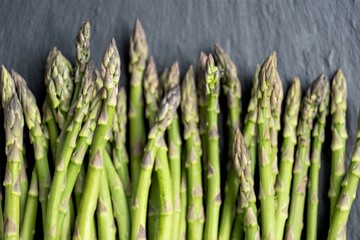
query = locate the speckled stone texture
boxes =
[0,0,360,238]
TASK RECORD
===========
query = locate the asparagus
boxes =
[129,19,148,189]
[74,39,120,240]
[285,74,326,240]
[13,71,52,225]
[42,98,58,161]
[196,52,209,200]
[165,62,182,239]
[204,54,221,240]
[214,44,242,240]
[103,150,130,240]
[131,84,180,240]
[0,192,3,239]
[328,111,360,240]
[179,159,188,240]
[46,51,74,129]
[233,129,260,240]
[270,71,283,179]
[19,161,28,224]
[274,78,302,239]
[20,169,38,240]
[181,66,205,239]
[306,76,330,240]
[329,69,348,220]
[45,63,95,239]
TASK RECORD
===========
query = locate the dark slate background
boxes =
[1,0,360,238]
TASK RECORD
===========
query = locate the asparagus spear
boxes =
[13,71,52,226]
[129,19,148,189]
[179,159,188,240]
[165,62,182,239]
[74,39,120,240]
[204,54,222,240]
[131,84,180,240]
[19,160,28,225]
[270,71,283,179]
[42,98,58,161]
[20,169,38,240]
[45,63,95,239]
[214,44,242,240]
[181,66,205,239]
[306,76,330,240]
[196,52,209,200]
[285,74,326,240]
[329,69,348,220]
[328,111,360,240]
[274,78,302,239]
[233,129,260,240]
[0,192,3,239]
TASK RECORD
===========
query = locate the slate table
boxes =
[0,0,360,239]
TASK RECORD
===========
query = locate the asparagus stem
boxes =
[214,44,242,240]
[181,66,205,239]
[97,168,116,240]
[328,111,360,240]
[45,64,95,239]
[196,52,209,201]
[102,150,130,240]
[1,66,24,240]
[74,39,120,240]
[0,191,3,239]
[165,62,182,239]
[42,100,59,161]
[13,71,52,226]
[19,160,28,225]
[179,159,187,240]
[20,168,38,240]
[233,129,260,240]
[131,85,180,240]
[329,69,348,220]
[274,78,302,240]
[204,54,222,240]
[257,52,277,239]
[306,76,330,240]
[285,74,326,240]
[129,19,148,189]
[74,166,85,208]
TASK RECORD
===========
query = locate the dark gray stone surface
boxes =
[1,0,360,238]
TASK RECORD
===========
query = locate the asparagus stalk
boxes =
[270,71,283,179]
[257,52,277,239]
[13,71,52,226]
[306,76,330,240]
[329,69,348,220]
[19,161,28,225]
[131,84,180,240]
[74,39,120,240]
[285,74,326,240]
[196,52,209,200]
[45,63,95,239]
[274,78,302,239]
[233,129,260,240]
[20,169,38,240]
[42,99,58,161]
[0,191,3,239]
[328,111,360,240]
[214,44,242,240]
[179,159,187,240]
[181,66,205,239]
[129,19,148,189]
[204,54,222,240]
[165,62,182,239]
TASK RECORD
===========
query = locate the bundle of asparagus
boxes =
[0,19,359,240]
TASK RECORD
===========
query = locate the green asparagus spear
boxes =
[45,63,95,240]
[20,169,38,240]
[233,129,260,240]
[214,44,242,240]
[179,159,188,240]
[131,84,180,240]
[329,69,348,220]
[74,39,120,240]
[165,62,182,239]
[257,52,277,239]
[306,76,330,240]
[274,78,302,240]
[42,99,58,161]
[328,111,360,240]
[204,54,222,240]
[0,191,3,239]
[181,66,205,239]
[19,161,28,225]
[129,19,148,189]
[285,74,326,240]
[13,71,52,226]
